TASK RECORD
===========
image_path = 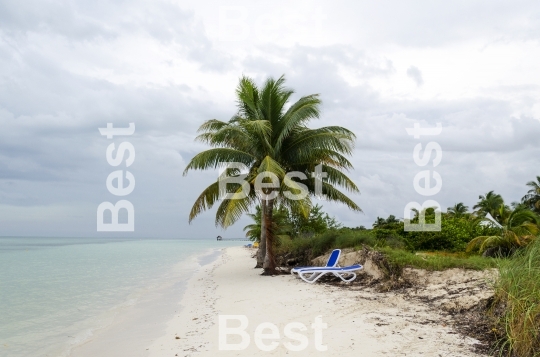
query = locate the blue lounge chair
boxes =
[291,249,341,275]
[296,264,363,284]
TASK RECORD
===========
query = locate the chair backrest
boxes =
[326,249,341,267]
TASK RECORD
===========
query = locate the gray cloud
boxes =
[407,66,423,86]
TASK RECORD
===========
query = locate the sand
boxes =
[147,247,486,357]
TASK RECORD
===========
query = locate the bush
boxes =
[276,228,377,263]
[400,216,499,252]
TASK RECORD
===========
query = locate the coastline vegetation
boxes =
[184,75,361,274]
[185,75,540,356]
[492,237,540,357]
[246,181,540,357]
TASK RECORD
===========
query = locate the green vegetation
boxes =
[378,247,497,271]
[277,229,378,260]
[245,203,342,243]
[522,176,540,214]
[266,181,540,357]
[493,238,540,356]
[401,214,498,252]
[244,205,292,242]
[467,206,540,256]
[474,190,505,221]
[185,76,540,356]
[275,227,497,271]
[184,75,360,274]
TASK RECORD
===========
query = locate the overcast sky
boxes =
[1,0,539,238]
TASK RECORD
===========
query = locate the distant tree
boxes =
[447,202,469,218]
[244,206,262,242]
[353,225,367,230]
[245,204,341,241]
[473,191,505,222]
[407,207,438,224]
[290,204,341,237]
[372,214,401,229]
[372,217,386,229]
[244,205,292,242]
[467,206,540,256]
[522,176,540,214]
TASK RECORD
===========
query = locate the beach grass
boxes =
[379,247,498,271]
[277,229,377,259]
[493,238,540,356]
[278,229,496,271]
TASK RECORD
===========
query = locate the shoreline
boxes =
[147,246,487,356]
[68,247,225,357]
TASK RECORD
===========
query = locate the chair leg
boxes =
[334,272,356,283]
[299,270,359,284]
[308,272,327,283]
[299,271,325,283]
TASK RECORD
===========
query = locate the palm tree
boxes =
[244,205,292,242]
[473,191,505,222]
[522,176,540,214]
[184,75,361,274]
[407,207,439,224]
[372,217,386,229]
[447,202,469,218]
[244,206,263,242]
[372,215,400,229]
[467,207,540,256]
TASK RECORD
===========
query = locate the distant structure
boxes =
[215,235,249,241]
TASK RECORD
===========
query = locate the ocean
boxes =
[0,237,242,357]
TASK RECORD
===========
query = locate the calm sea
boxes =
[0,237,241,357]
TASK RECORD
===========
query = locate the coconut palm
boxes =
[447,202,469,217]
[473,191,505,222]
[522,176,540,214]
[244,206,263,242]
[372,217,386,228]
[184,75,361,274]
[467,207,540,256]
[244,205,292,242]
[372,215,400,229]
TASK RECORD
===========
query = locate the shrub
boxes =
[493,239,540,356]
[400,216,499,252]
[276,228,377,263]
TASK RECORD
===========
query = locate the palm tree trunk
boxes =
[263,199,277,275]
[255,201,266,268]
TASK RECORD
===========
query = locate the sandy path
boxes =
[148,247,485,357]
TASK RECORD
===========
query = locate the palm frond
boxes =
[188,181,221,222]
[275,94,321,153]
[183,148,255,175]
[319,182,362,212]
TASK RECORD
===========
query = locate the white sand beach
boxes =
[147,247,486,357]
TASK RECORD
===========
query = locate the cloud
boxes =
[1,0,540,238]
[407,66,423,86]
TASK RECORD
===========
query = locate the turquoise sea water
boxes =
[0,237,241,357]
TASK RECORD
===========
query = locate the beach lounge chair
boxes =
[291,249,341,275]
[296,264,363,284]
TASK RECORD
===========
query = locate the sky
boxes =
[1,0,540,238]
